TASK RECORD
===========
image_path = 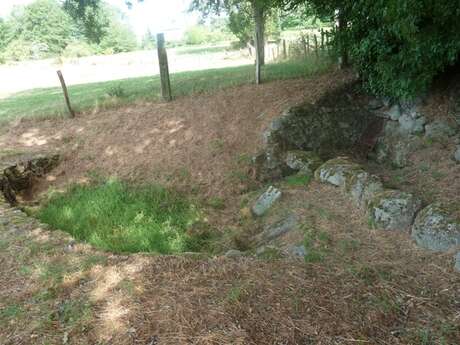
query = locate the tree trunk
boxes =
[337,8,349,69]
[253,2,265,66]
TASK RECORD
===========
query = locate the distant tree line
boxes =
[0,0,138,63]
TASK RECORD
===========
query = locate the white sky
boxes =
[0,0,200,38]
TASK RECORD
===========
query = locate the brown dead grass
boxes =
[2,182,459,345]
[1,70,460,345]
[0,71,352,202]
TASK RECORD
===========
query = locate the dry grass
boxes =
[1,182,459,345]
[1,70,459,345]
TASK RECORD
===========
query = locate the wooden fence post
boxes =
[156,33,172,102]
[321,29,325,50]
[314,34,319,58]
[56,70,75,118]
[255,30,261,85]
[302,36,307,57]
[282,39,287,59]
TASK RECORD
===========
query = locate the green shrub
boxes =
[62,41,94,58]
[305,0,460,99]
[38,180,205,254]
[2,39,34,61]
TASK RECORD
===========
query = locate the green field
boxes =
[0,56,331,123]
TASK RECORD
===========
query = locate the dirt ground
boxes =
[1,71,459,344]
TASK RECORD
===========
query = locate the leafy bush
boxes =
[62,41,94,58]
[303,0,460,99]
[348,0,460,99]
[1,39,34,61]
[38,180,206,254]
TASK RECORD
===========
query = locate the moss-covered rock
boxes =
[368,190,422,231]
[373,121,424,168]
[314,157,364,189]
[411,203,460,252]
[285,150,322,177]
[346,171,384,208]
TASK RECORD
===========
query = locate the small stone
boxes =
[387,104,402,121]
[425,120,457,141]
[413,116,426,134]
[251,186,282,217]
[285,150,322,176]
[64,240,77,253]
[255,245,283,259]
[368,190,422,231]
[398,114,416,134]
[346,171,384,208]
[225,249,243,258]
[368,99,384,110]
[454,146,460,163]
[411,203,460,252]
[286,244,307,258]
[315,157,363,189]
[253,214,298,244]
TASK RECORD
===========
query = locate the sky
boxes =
[0,0,200,39]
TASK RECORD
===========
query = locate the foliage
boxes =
[63,0,105,44]
[0,0,138,62]
[281,0,460,99]
[62,41,95,58]
[38,180,205,254]
[6,0,75,58]
[1,39,34,61]
[98,17,137,53]
[141,29,156,49]
[184,23,233,45]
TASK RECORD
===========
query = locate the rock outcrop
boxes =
[368,190,422,231]
[411,203,460,252]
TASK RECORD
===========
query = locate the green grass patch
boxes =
[38,179,210,254]
[0,57,332,123]
[284,173,312,187]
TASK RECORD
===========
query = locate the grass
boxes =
[38,179,211,254]
[0,56,332,123]
[284,173,312,187]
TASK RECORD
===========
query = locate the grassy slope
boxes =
[0,57,331,123]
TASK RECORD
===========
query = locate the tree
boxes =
[0,18,10,51]
[7,0,75,57]
[63,0,108,44]
[190,0,279,65]
[280,0,460,99]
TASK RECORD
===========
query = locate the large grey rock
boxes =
[455,252,460,272]
[387,104,402,121]
[314,157,363,189]
[346,171,384,208]
[253,214,298,244]
[368,190,422,231]
[374,121,423,168]
[251,186,282,216]
[285,151,322,176]
[454,146,460,163]
[425,120,457,141]
[411,203,460,252]
[398,114,426,135]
